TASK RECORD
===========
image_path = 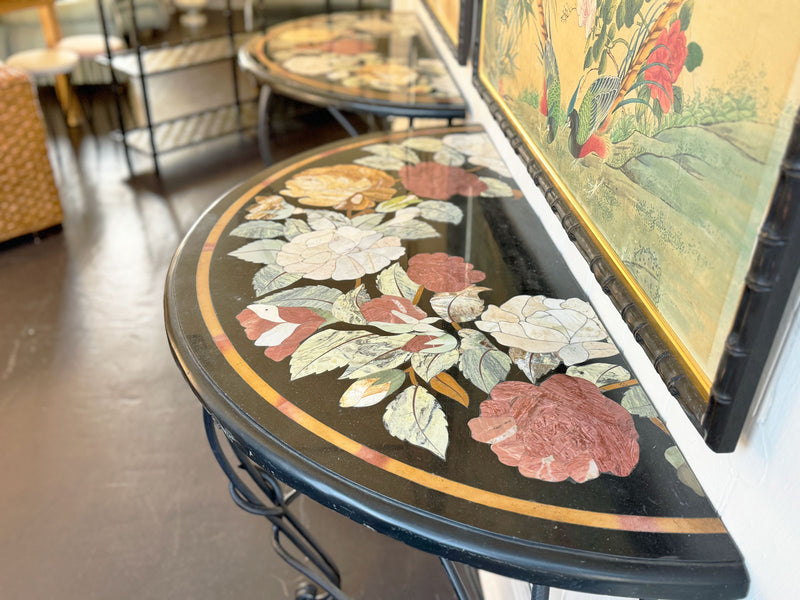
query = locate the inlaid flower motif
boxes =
[282,54,343,77]
[275,26,340,45]
[360,295,427,323]
[441,132,511,177]
[276,226,405,281]
[399,162,488,200]
[245,195,294,220]
[645,20,688,113]
[236,305,325,361]
[468,375,639,482]
[281,164,397,210]
[407,253,486,293]
[357,63,418,90]
[476,295,618,366]
[315,37,376,55]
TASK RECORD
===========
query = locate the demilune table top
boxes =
[237,10,466,119]
[165,124,748,599]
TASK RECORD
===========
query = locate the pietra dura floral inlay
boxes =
[221,126,698,490]
[247,11,462,105]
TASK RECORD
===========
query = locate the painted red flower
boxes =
[359,295,427,323]
[407,253,486,293]
[645,20,688,113]
[236,305,325,361]
[399,162,488,200]
[468,374,639,483]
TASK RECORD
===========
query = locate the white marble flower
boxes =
[441,132,511,177]
[476,295,618,366]
[276,226,405,281]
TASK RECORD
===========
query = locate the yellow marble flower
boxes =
[280,164,397,210]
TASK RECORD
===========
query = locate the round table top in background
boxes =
[238,11,466,119]
[165,124,747,600]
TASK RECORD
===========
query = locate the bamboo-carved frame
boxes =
[472,0,800,451]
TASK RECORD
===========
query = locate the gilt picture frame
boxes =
[422,0,475,64]
[473,0,800,451]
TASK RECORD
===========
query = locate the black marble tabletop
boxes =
[237,11,466,118]
[165,125,748,599]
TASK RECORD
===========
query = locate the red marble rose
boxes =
[399,162,488,200]
[468,374,639,483]
[645,20,688,113]
[236,305,325,361]
[406,253,486,293]
[359,295,427,323]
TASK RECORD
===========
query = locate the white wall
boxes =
[415,3,800,598]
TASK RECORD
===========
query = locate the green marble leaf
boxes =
[350,213,386,231]
[228,239,285,264]
[363,143,420,164]
[339,369,407,407]
[252,264,302,296]
[458,329,512,393]
[383,386,448,459]
[340,335,414,379]
[306,209,351,231]
[479,176,514,198]
[331,284,370,325]
[411,348,459,382]
[377,218,439,240]
[429,286,489,323]
[375,194,422,213]
[256,285,343,318]
[354,155,407,171]
[376,263,421,300]
[401,136,444,153]
[290,330,376,380]
[416,200,463,225]
[510,349,560,383]
[665,446,705,497]
[621,385,658,418]
[433,146,465,167]
[566,363,631,387]
[230,221,285,239]
[283,218,312,240]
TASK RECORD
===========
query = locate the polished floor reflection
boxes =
[0,87,456,600]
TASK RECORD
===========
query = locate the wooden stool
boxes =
[6,48,81,133]
[57,34,127,131]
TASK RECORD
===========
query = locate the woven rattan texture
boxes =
[0,66,62,243]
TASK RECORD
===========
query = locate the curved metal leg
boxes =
[326,106,361,138]
[203,409,351,600]
[257,85,275,165]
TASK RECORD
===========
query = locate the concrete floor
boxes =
[0,86,457,600]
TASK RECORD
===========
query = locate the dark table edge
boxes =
[162,146,749,600]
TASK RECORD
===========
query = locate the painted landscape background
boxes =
[479,0,800,378]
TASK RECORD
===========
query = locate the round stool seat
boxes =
[175,0,208,28]
[57,34,126,58]
[6,48,80,77]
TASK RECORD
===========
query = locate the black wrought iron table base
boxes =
[203,409,548,600]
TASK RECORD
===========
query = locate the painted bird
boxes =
[567,0,685,159]
[536,0,562,143]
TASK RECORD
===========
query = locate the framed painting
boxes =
[474,0,800,451]
[422,0,474,64]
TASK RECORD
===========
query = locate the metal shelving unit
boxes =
[97,0,258,176]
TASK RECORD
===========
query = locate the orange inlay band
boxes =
[193,128,727,536]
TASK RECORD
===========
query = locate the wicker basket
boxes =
[0,65,62,243]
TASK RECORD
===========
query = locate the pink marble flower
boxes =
[468,374,639,483]
[360,295,427,323]
[406,253,486,293]
[399,162,488,200]
[236,305,325,361]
